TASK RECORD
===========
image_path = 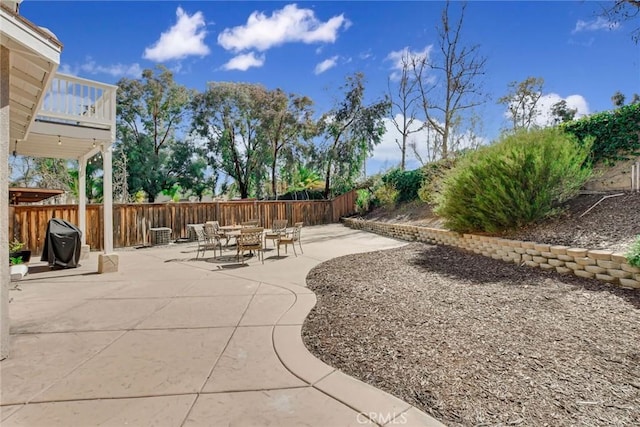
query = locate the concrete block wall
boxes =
[343,218,640,290]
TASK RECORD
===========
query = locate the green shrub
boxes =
[626,236,640,268]
[374,184,399,208]
[356,189,373,215]
[435,128,593,233]
[417,158,458,204]
[382,168,423,203]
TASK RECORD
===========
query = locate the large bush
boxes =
[417,157,458,204]
[435,128,593,233]
[381,168,423,203]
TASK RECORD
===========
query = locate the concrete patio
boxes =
[1,224,444,427]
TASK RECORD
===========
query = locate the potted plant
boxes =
[9,239,30,280]
[9,239,31,264]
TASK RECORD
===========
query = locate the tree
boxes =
[612,90,626,107]
[116,66,193,202]
[601,0,640,43]
[550,100,577,124]
[498,76,545,131]
[412,1,488,159]
[260,89,315,197]
[191,82,270,199]
[316,72,390,198]
[388,50,425,169]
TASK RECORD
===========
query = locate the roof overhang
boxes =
[9,187,64,204]
[1,2,62,143]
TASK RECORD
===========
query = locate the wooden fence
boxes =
[9,191,357,254]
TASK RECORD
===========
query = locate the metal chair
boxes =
[264,219,288,247]
[277,222,303,257]
[194,224,222,259]
[236,227,264,264]
[204,221,226,249]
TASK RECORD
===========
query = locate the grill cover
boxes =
[41,218,82,268]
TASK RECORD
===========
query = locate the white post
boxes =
[102,143,113,253]
[97,142,118,273]
[78,155,87,245]
[1,46,11,359]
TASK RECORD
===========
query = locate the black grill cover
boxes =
[41,218,82,268]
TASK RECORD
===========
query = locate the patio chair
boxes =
[277,222,303,257]
[204,221,226,247]
[236,227,264,264]
[264,219,288,247]
[194,224,222,259]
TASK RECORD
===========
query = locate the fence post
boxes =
[632,162,640,192]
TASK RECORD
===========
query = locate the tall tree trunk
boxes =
[324,160,332,199]
[271,156,277,197]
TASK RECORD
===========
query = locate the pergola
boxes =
[1,0,118,359]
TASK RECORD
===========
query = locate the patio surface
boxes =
[1,224,445,427]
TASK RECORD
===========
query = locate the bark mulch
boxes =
[302,243,640,427]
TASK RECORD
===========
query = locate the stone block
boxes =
[524,260,539,268]
[521,254,533,262]
[618,278,640,289]
[514,247,527,254]
[555,266,572,275]
[541,251,557,259]
[540,263,555,271]
[548,259,565,267]
[550,245,570,255]
[526,249,541,256]
[620,263,640,274]
[533,256,548,264]
[584,265,606,274]
[557,254,574,262]
[575,257,597,266]
[534,243,551,252]
[565,262,584,270]
[566,248,588,257]
[574,270,595,279]
[596,259,621,270]
[98,253,120,273]
[607,269,632,279]
[595,274,617,283]
[611,252,628,263]
[520,241,536,249]
[587,249,613,260]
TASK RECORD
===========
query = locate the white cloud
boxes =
[572,17,619,34]
[222,52,266,71]
[386,45,432,81]
[80,60,142,78]
[502,93,590,128]
[535,93,590,126]
[144,7,210,62]
[314,56,338,74]
[218,4,349,52]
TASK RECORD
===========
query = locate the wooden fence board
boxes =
[9,191,356,254]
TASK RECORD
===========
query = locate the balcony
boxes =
[14,73,117,160]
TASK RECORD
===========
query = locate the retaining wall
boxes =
[343,218,640,290]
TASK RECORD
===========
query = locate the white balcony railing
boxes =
[37,72,117,130]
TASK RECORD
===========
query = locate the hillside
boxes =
[363,191,640,253]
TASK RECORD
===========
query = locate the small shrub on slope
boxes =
[626,236,640,268]
[435,128,593,233]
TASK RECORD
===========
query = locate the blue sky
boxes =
[20,1,640,173]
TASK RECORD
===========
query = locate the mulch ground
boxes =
[302,243,640,426]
